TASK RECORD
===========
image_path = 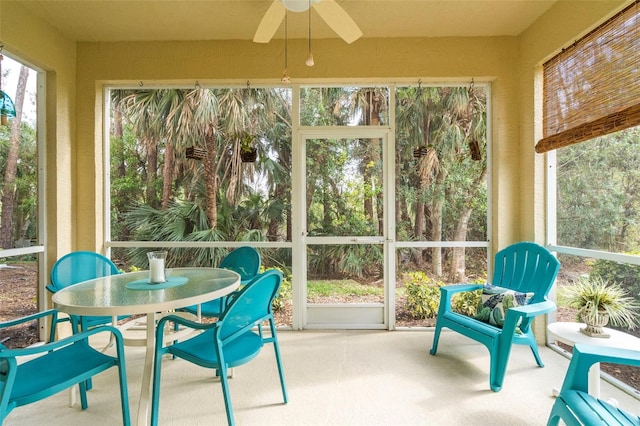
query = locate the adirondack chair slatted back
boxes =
[492,242,560,303]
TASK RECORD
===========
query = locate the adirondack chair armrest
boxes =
[560,344,640,394]
[507,299,556,318]
[497,300,556,336]
[440,283,484,296]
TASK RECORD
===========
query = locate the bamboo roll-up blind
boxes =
[536,1,640,153]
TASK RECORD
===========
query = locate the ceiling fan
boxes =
[253,0,363,44]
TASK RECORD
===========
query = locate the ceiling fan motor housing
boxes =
[281,0,319,13]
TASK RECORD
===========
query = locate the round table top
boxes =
[52,267,240,317]
[547,321,640,350]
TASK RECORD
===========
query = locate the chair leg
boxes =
[546,400,580,426]
[269,321,288,403]
[524,330,544,367]
[115,343,131,426]
[489,355,504,392]
[78,381,89,410]
[68,386,77,407]
[429,322,443,355]
[489,338,516,392]
[546,412,561,426]
[151,349,165,426]
[78,318,95,391]
[219,365,236,426]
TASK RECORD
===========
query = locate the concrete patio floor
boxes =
[4,329,639,425]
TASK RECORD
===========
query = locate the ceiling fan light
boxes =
[281,0,311,13]
[305,51,315,67]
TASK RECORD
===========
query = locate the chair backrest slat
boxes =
[491,242,560,302]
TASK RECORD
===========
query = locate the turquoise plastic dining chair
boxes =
[179,246,261,319]
[547,343,640,426]
[430,241,560,391]
[0,309,130,425]
[47,251,129,334]
[151,269,288,426]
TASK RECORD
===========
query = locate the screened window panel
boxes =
[536,1,640,153]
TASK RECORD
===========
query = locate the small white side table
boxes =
[547,321,640,398]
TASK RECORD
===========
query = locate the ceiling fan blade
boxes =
[313,0,362,44]
[253,0,286,43]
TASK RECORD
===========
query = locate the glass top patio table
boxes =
[52,267,240,426]
[52,267,240,317]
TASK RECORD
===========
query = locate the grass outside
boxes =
[307,279,384,299]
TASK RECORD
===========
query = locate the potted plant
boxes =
[564,275,640,337]
[239,131,258,162]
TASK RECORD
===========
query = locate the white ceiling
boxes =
[10,0,559,42]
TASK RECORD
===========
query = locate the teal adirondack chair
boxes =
[179,246,261,319]
[0,310,130,424]
[547,343,640,426]
[430,241,560,391]
[151,269,288,426]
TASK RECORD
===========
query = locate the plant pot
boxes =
[186,147,207,160]
[413,146,429,158]
[580,311,610,338]
[240,148,257,163]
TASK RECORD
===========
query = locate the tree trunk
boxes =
[161,142,174,209]
[449,167,487,280]
[362,90,383,234]
[145,136,158,207]
[204,124,218,228]
[450,210,472,282]
[0,66,28,249]
[113,108,127,179]
[430,168,447,277]
[414,201,425,239]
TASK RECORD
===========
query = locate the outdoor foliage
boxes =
[556,127,640,320]
[589,256,640,302]
[0,122,37,247]
[403,271,443,319]
[562,275,640,330]
[557,128,640,253]
[109,85,489,283]
[451,288,482,317]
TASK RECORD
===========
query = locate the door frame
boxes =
[291,127,395,329]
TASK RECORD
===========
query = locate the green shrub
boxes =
[451,289,482,317]
[271,268,292,311]
[403,271,443,319]
[590,255,640,298]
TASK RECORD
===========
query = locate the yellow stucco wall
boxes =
[0,0,628,262]
[75,36,520,250]
[0,0,77,269]
[518,0,627,339]
[518,0,626,247]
